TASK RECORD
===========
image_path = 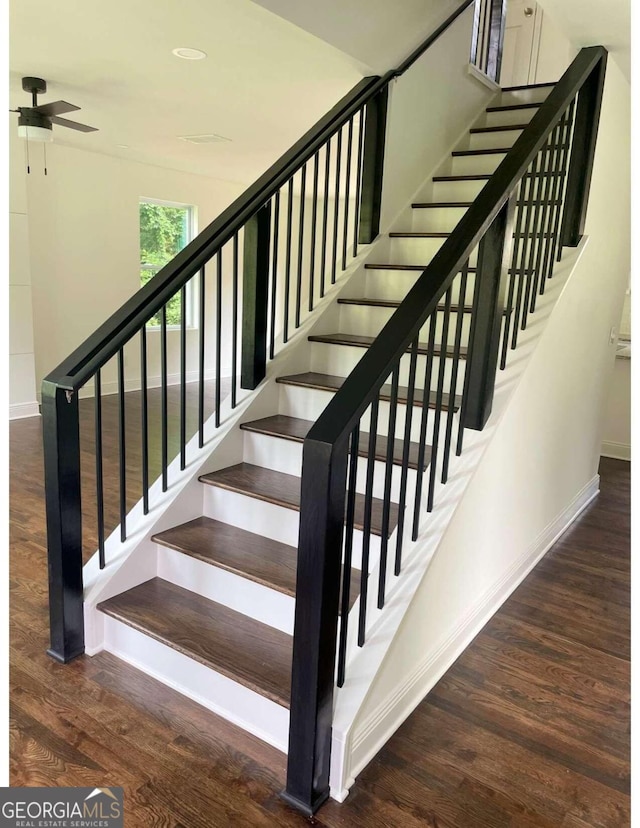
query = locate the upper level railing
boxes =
[43,0,480,666]
[284,45,607,814]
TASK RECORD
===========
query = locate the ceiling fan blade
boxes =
[50,115,98,133]
[33,100,80,117]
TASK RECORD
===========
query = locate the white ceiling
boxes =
[249,0,463,74]
[538,0,630,81]
[9,0,364,184]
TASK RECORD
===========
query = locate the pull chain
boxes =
[25,134,30,174]
[43,142,48,176]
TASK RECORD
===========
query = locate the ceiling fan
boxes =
[11,76,98,143]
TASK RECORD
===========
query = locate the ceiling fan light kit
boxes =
[11,76,99,171]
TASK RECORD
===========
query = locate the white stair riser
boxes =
[500,87,552,106]
[388,237,480,267]
[409,206,468,233]
[363,269,477,304]
[338,302,473,343]
[202,484,382,572]
[309,342,468,396]
[157,544,294,634]
[469,128,523,151]
[432,179,488,201]
[450,152,505,177]
[102,616,290,753]
[243,430,419,504]
[279,383,456,446]
[484,106,540,128]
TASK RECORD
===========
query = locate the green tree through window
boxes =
[140,201,193,326]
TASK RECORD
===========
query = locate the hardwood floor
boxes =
[9,393,630,827]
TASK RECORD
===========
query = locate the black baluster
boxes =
[394,339,418,575]
[284,177,294,341]
[412,313,437,540]
[442,266,469,483]
[295,165,306,328]
[117,348,126,540]
[94,371,105,568]
[215,252,222,427]
[548,101,577,275]
[427,288,452,511]
[342,117,354,271]
[309,155,319,313]
[352,108,365,258]
[358,396,379,647]
[530,122,562,311]
[331,127,343,285]
[378,365,399,608]
[140,326,149,512]
[232,234,239,406]
[269,191,280,359]
[521,139,549,330]
[161,304,168,491]
[337,422,359,688]
[320,141,331,297]
[198,266,205,447]
[180,285,187,470]
[511,156,539,351]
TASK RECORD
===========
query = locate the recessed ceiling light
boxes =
[172,47,207,60]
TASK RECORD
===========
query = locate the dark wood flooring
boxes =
[10,395,630,826]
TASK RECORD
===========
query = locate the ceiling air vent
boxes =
[178,133,230,144]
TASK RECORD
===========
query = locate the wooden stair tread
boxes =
[470,123,528,133]
[308,332,468,359]
[240,414,431,471]
[152,516,360,609]
[433,174,491,181]
[276,372,461,412]
[199,463,400,538]
[363,263,531,274]
[389,231,450,238]
[410,201,473,208]
[337,297,510,315]
[98,577,292,708]
[450,148,510,157]
[501,81,555,91]
[486,102,542,112]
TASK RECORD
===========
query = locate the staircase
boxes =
[94,79,551,756]
[40,6,608,812]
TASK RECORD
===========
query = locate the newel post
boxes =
[42,380,85,663]
[358,85,389,245]
[462,196,515,431]
[281,435,349,815]
[560,51,607,248]
[241,201,272,389]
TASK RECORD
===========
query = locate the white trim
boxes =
[601,441,631,461]
[9,401,40,420]
[346,473,600,790]
[467,62,501,91]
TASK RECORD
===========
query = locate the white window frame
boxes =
[139,197,198,330]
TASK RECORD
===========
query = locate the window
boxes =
[139,198,196,326]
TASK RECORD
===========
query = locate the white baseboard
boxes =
[9,401,40,420]
[601,441,631,461]
[346,473,600,790]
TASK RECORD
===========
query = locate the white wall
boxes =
[24,145,244,397]
[601,357,631,460]
[9,127,39,419]
[380,6,494,231]
[349,52,630,770]
[533,7,577,83]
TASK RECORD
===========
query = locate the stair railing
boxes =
[285,45,607,814]
[43,0,480,665]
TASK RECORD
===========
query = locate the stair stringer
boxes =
[81,237,377,654]
[328,239,590,802]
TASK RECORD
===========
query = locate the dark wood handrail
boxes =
[304,46,607,451]
[42,0,477,392]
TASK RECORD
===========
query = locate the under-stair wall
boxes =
[347,55,630,787]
